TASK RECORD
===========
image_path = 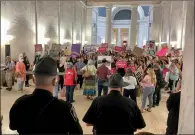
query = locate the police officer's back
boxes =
[9,56,83,134]
[83,73,146,134]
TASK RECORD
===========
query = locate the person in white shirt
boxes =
[123,69,137,103]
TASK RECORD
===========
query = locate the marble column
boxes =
[117,28,121,46]
[151,4,161,44]
[178,1,194,134]
[85,7,93,45]
[129,5,138,49]
[105,5,112,45]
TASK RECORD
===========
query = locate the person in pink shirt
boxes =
[15,54,26,91]
[140,68,156,113]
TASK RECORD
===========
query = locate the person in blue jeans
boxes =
[140,68,156,113]
[96,59,110,96]
[64,62,77,103]
[97,79,108,96]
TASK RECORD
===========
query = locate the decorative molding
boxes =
[111,6,145,20]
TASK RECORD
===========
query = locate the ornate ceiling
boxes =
[86,0,161,6]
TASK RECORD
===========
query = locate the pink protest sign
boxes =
[101,43,108,48]
[98,47,107,53]
[156,48,168,57]
[116,60,127,69]
[114,46,125,52]
[34,44,42,52]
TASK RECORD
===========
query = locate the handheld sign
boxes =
[116,60,127,69]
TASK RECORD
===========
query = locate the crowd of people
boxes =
[3,48,183,135]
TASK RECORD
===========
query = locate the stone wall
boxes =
[1,1,90,63]
[159,1,194,134]
[177,1,194,134]
[156,1,188,49]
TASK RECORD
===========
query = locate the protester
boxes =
[74,57,85,90]
[140,68,156,113]
[81,59,97,100]
[23,52,30,87]
[15,54,26,91]
[9,56,83,134]
[5,56,15,91]
[123,69,137,103]
[167,60,179,93]
[53,68,59,98]
[96,59,110,96]
[58,54,66,91]
[64,62,77,103]
[153,64,164,107]
[83,73,146,134]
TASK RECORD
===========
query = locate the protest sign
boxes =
[51,44,61,51]
[134,66,142,82]
[83,45,97,54]
[116,60,127,69]
[71,44,81,58]
[171,48,182,57]
[101,43,108,48]
[114,46,125,52]
[97,56,111,70]
[34,44,42,52]
[156,47,168,57]
[132,47,144,57]
[146,40,156,56]
[98,47,107,53]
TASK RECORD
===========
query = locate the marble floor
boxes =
[1,84,169,134]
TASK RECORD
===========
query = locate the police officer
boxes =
[9,56,83,134]
[83,73,146,134]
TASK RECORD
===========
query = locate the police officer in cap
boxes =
[83,73,146,134]
[9,56,83,134]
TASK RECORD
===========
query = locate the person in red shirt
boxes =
[64,62,77,103]
[96,59,110,96]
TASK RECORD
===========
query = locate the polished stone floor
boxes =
[1,83,169,134]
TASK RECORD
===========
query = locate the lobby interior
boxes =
[1,0,194,134]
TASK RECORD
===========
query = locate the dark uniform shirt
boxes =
[9,89,83,134]
[83,90,146,134]
[166,91,181,135]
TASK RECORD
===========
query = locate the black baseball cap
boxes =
[103,73,129,88]
[34,56,57,76]
[102,59,107,63]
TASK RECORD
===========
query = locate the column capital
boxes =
[105,4,113,9]
[86,6,93,9]
[130,5,138,9]
[153,4,161,8]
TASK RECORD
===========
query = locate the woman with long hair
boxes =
[123,69,137,103]
[140,68,156,113]
[81,59,97,100]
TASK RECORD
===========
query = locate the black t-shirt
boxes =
[9,89,83,134]
[83,90,146,134]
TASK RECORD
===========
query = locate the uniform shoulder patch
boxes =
[70,105,78,122]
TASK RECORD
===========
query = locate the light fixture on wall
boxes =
[64,39,70,43]
[76,40,80,44]
[170,41,177,47]
[101,39,105,44]
[143,40,147,45]
[44,38,50,44]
